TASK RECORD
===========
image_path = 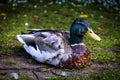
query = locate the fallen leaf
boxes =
[97,27,102,31]
[79,14,88,18]
[0,13,7,16]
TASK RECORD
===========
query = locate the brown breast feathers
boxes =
[58,44,90,69]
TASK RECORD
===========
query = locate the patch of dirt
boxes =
[0,53,120,80]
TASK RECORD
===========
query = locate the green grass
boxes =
[91,52,115,62]
[4,61,16,65]
[0,2,120,80]
[90,68,120,80]
[48,76,89,80]
[47,69,120,80]
[48,68,120,80]
[0,76,34,80]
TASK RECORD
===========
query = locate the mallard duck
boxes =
[17,18,101,69]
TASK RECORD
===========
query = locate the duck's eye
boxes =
[78,30,86,35]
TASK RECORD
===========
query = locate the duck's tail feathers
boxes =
[17,34,35,45]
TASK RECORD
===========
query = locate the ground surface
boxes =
[0,48,120,80]
[0,1,120,80]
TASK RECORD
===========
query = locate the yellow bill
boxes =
[86,28,101,41]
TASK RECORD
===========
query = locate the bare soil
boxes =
[0,48,120,80]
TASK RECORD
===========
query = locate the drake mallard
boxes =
[17,18,101,69]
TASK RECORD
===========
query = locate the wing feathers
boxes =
[17,34,35,45]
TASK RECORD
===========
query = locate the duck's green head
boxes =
[69,18,101,44]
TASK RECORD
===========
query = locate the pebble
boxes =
[58,2,62,5]
[44,10,47,14]
[60,72,67,76]
[34,5,37,8]
[12,3,17,7]
[52,70,67,77]
[23,14,27,17]
[9,72,19,79]
[49,2,53,5]
[25,22,28,26]
[40,0,43,3]
[90,14,94,18]
[100,15,104,18]
[115,16,118,20]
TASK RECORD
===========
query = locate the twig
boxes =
[32,70,39,80]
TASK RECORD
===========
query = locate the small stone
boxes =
[34,5,37,8]
[115,16,118,20]
[23,14,27,17]
[100,15,104,18]
[9,72,19,79]
[49,2,53,5]
[58,2,62,5]
[40,0,43,3]
[44,77,50,79]
[71,2,76,7]
[83,3,87,7]
[54,11,57,13]
[3,17,6,20]
[44,10,47,14]
[12,3,17,7]
[62,0,66,3]
[60,72,67,76]
[25,22,28,26]
[99,7,102,10]
[52,70,67,76]
[90,14,94,17]
[80,12,84,14]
